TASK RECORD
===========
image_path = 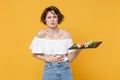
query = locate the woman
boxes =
[29,6,81,80]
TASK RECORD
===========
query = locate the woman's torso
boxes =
[36,28,73,61]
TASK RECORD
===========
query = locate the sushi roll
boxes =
[84,40,95,47]
[84,42,89,47]
[76,43,81,48]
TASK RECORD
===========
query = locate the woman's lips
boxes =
[50,23,55,25]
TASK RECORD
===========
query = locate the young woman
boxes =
[29,6,81,80]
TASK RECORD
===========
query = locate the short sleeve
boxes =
[29,37,44,54]
[67,39,75,53]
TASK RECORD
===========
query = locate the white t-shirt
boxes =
[29,36,74,61]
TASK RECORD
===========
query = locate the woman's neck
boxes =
[45,27,62,39]
[47,27,59,34]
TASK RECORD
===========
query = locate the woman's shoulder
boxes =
[60,29,72,39]
[36,29,47,38]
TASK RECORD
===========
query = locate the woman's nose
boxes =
[50,17,55,21]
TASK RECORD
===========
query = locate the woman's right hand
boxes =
[45,55,64,62]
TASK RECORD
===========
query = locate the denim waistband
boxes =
[45,61,69,66]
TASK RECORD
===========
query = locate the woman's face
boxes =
[45,10,58,28]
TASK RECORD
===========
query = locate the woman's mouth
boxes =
[50,23,55,25]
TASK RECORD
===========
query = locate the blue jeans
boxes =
[42,62,73,80]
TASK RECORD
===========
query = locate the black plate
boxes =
[69,41,102,49]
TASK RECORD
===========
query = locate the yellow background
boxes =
[0,0,120,80]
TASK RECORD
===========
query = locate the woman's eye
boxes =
[53,16,57,18]
[46,16,57,19]
[47,16,51,19]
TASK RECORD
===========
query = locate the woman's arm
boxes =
[68,49,81,63]
[32,54,47,61]
[32,54,64,62]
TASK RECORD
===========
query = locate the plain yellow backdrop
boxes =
[0,0,120,80]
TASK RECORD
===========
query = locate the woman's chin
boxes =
[49,26,57,29]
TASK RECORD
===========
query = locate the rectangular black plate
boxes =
[69,41,102,49]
